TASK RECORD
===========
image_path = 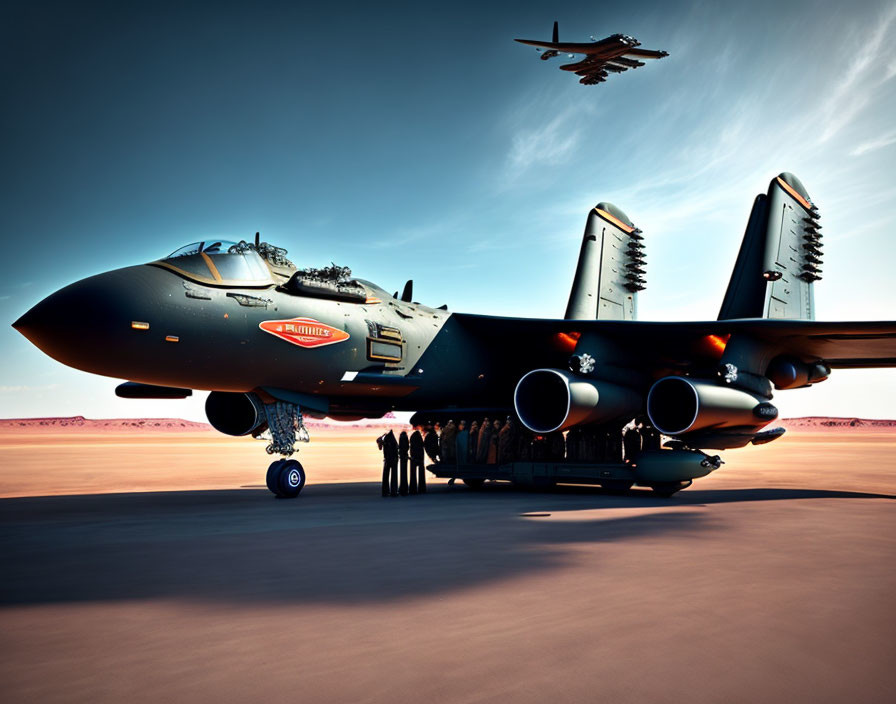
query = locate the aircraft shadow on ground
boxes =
[0,483,891,607]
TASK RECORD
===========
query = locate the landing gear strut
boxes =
[267,459,306,498]
[256,400,309,499]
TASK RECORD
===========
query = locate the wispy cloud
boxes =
[850,129,896,156]
[507,110,583,171]
[818,5,896,143]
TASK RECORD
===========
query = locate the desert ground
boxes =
[1,424,894,703]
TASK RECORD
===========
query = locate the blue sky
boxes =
[2,0,895,421]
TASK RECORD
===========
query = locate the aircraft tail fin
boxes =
[718,172,821,321]
[552,20,559,43]
[565,203,644,320]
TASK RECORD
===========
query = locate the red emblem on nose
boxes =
[259,317,350,348]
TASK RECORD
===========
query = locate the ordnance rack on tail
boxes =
[719,172,822,321]
[565,203,646,321]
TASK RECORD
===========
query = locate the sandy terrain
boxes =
[0,426,894,703]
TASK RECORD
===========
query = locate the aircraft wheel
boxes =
[277,459,306,498]
[462,478,485,489]
[266,459,286,495]
[650,480,692,498]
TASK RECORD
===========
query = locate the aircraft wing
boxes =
[450,314,896,369]
[623,49,669,59]
[623,47,669,59]
[514,37,630,54]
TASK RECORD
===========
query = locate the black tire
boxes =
[266,459,286,495]
[462,478,485,489]
[277,459,306,498]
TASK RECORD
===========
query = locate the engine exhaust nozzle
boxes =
[646,376,776,436]
[514,368,641,434]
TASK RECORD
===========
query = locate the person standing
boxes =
[398,430,409,496]
[476,417,492,464]
[409,425,426,494]
[468,420,479,463]
[487,419,501,464]
[409,425,424,494]
[379,429,399,497]
[418,423,437,493]
[424,424,440,464]
[440,420,457,464]
[497,418,514,464]
[455,420,469,466]
[622,422,642,465]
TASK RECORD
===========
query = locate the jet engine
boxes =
[646,376,777,436]
[513,368,642,434]
[205,391,267,437]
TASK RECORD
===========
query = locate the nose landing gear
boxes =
[266,458,306,498]
[256,400,309,498]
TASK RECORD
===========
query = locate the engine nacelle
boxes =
[646,376,777,436]
[513,369,642,434]
[205,391,267,436]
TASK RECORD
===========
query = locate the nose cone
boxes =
[12,266,168,377]
[13,297,64,349]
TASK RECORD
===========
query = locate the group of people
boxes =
[424,416,662,466]
[571,418,662,464]
[376,428,427,497]
[377,417,664,494]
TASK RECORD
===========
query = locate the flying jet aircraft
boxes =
[13,173,896,498]
[515,21,669,85]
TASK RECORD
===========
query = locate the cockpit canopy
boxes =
[154,240,274,287]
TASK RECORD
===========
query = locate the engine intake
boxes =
[513,369,641,434]
[646,376,776,436]
[205,391,267,436]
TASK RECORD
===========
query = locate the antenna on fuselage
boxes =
[255,231,260,247]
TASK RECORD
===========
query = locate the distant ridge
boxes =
[778,417,896,430]
[0,414,406,432]
[0,416,212,431]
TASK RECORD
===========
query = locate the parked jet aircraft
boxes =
[515,21,669,85]
[13,173,896,498]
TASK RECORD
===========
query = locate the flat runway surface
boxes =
[1,430,895,703]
